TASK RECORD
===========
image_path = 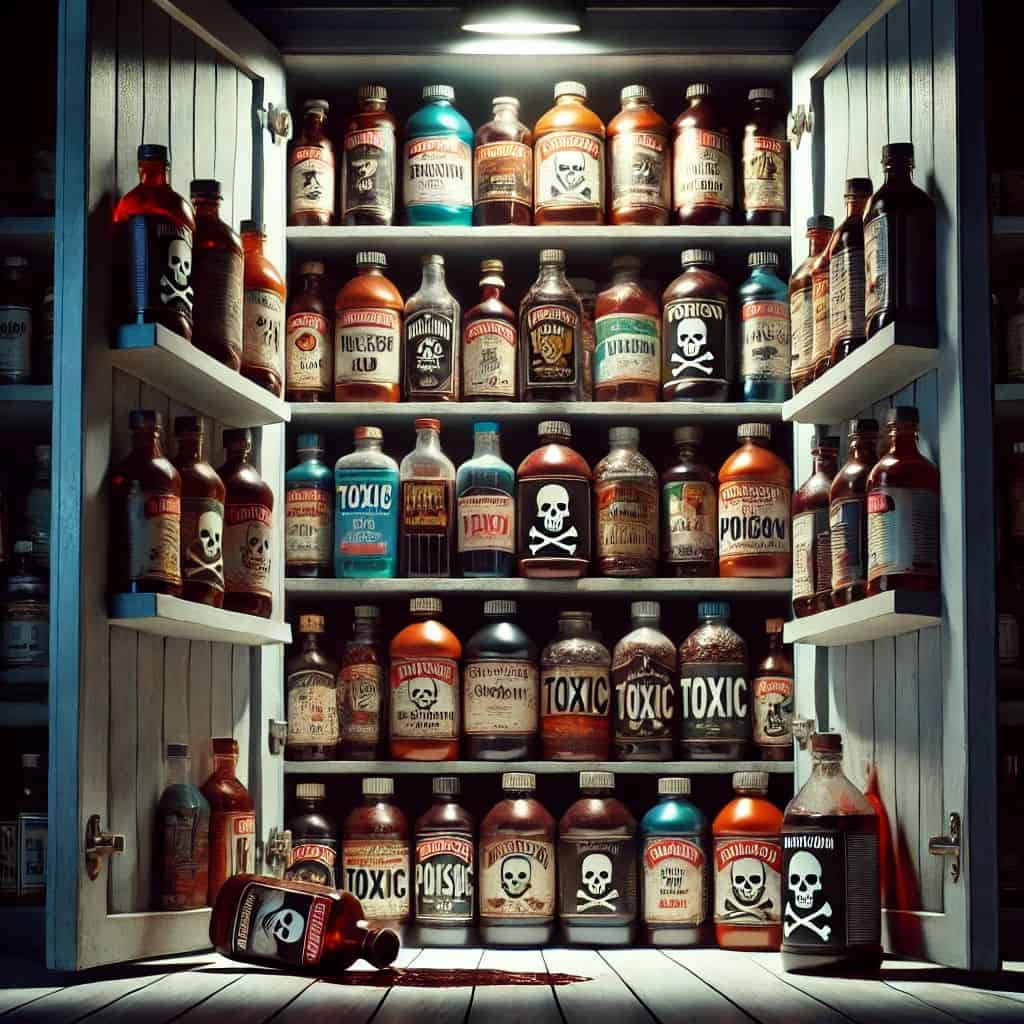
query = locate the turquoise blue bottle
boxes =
[285,432,334,578]
[402,85,473,226]
[333,426,400,578]
[456,422,515,577]
[739,250,792,402]
[639,777,709,947]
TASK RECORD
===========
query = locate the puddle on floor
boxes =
[324,968,591,988]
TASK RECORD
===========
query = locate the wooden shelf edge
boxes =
[783,590,942,647]
[0,385,53,403]
[285,759,795,775]
[0,216,55,236]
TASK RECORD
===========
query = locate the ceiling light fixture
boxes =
[461,1,583,36]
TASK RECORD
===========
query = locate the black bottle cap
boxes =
[887,405,919,425]
[845,177,874,197]
[363,928,401,969]
[223,427,252,447]
[137,143,168,162]
[190,178,221,198]
[814,434,840,450]
[812,732,843,754]
[806,215,834,231]
[129,409,161,430]
[239,219,265,235]
[849,417,879,435]
[882,142,915,164]
[174,415,203,435]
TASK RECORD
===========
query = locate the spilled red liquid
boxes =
[325,968,591,988]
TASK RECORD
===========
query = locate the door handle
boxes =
[928,812,961,883]
[84,813,126,880]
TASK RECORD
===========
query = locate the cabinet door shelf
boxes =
[285,759,795,776]
[783,589,942,646]
[109,593,292,645]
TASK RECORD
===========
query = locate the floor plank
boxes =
[884,978,1024,1022]
[0,987,66,1017]
[467,949,564,1024]
[4,973,168,1023]
[370,947,484,1024]
[542,949,654,1024]
[163,967,317,1023]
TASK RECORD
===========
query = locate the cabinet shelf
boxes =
[0,701,48,727]
[994,383,1024,418]
[0,216,55,258]
[285,759,795,776]
[783,589,942,647]
[0,386,53,431]
[111,324,291,427]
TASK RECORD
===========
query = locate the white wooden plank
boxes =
[784,591,942,646]
[884,978,1024,1023]
[823,53,849,223]
[189,641,213,787]
[846,35,870,178]
[873,637,897,909]
[88,971,240,1023]
[193,39,217,182]
[231,646,251,789]
[163,968,317,1024]
[169,18,196,187]
[865,18,889,178]
[371,947,484,1024]
[164,637,192,747]
[893,632,922,914]
[541,949,653,1024]
[0,986,65,1016]
[468,949,564,1024]
[214,59,238,227]
[5,973,168,1024]
[109,627,140,915]
[844,640,876,797]
[136,634,166,912]
[885,0,911,142]
[917,622,943,913]
[142,1,172,148]
[233,74,254,228]
[284,760,796,776]
[210,642,233,737]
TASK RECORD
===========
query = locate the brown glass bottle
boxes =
[474,97,533,226]
[202,737,256,907]
[828,178,873,367]
[399,419,455,578]
[286,261,332,402]
[189,179,243,369]
[661,426,717,577]
[830,418,879,606]
[672,83,733,225]
[742,88,787,226]
[285,614,339,761]
[289,99,334,226]
[462,259,518,400]
[792,434,839,617]
[342,86,396,227]
[751,620,793,761]
[403,254,460,401]
[790,216,834,393]
[172,416,225,607]
[810,235,832,380]
[218,428,273,618]
[240,221,286,398]
[110,410,182,596]
[338,605,385,759]
[285,782,338,887]
[608,85,670,225]
[570,277,597,399]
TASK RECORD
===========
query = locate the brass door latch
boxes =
[84,814,126,880]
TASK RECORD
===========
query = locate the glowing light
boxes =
[461,2,582,36]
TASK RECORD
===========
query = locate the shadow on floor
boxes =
[881,966,1024,994]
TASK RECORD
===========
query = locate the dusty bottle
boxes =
[661,425,717,577]
[790,216,834,393]
[0,256,33,383]
[740,251,791,402]
[570,276,597,399]
[781,732,882,974]
[202,737,256,907]
[608,85,670,225]
[540,610,611,760]
[517,420,592,578]
[414,777,475,944]
[672,83,733,226]
[155,743,209,911]
[474,96,533,226]
[404,254,460,400]
[1,543,48,669]
[285,614,339,762]
[286,261,332,402]
[742,88,787,225]
[24,445,51,572]
[285,782,337,887]
[173,416,225,607]
[189,179,243,369]
[792,434,840,617]
[285,433,332,579]
[219,428,274,618]
[751,619,794,761]
[338,605,385,759]
[240,221,286,398]
[594,426,659,577]
[289,99,334,226]
[389,597,461,761]
[810,227,833,380]
[678,601,750,760]
[456,421,515,577]
[828,178,873,366]
[400,418,455,578]
[342,85,396,226]
[462,259,518,400]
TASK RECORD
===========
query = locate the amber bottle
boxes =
[810,232,832,380]
[751,619,793,761]
[828,178,873,367]
[608,85,670,225]
[790,216,834,393]
[672,83,733,226]
[286,261,332,402]
[289,99,334,226]
[462,259,518,400]
[341,85,396,227]
[285,782,338,887]
[202,737,256,907]
[792,434,839,617]
[285,614,339,762]
[742,88,787,226]
[338,605,386,759]
[661,425,717,578]
[474,96,533,226]
[240,222,286,398]
[830,418,879,606]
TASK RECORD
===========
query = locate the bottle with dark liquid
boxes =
[751,619,793,761]
[338,605,385,759]
[661,425,717,578]
[830,418,879,606]
[285,782,337,887]
[742,88,787,226]
[240,221,286,398]
[790,217,834,393]
[571,276,597,399]
[342,85,396,227]
[672,83,733,226]
[1,542,48,670]
[25,445,51,573]
[202,737,256,907]
[400,418,455,578]
[462,260,518,400]
[285,614,339,762]
[474,97,532,226]
[792,433,839,617]
[456,421,515,578]
[828,178,873,367]
[404,254,460,401]
[608,85,670,225]
[288,99,334,226]
[155,743,209,910]
[286,261,332,402]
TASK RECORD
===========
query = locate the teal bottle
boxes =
[285,432,333,578]
[456,422,515,577]
[334,426,400,578]
[739,250,792,402]
[402,85,473,226]
[639,777,709,947]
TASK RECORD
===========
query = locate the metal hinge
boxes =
[790,104,813,149]
[928,812,962,882]
[264,827,292,878]
[84,814,126,880]
[268,718,288,755]
[260,103,292,144]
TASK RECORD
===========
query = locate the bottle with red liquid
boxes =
[742,88,787,226]
[240,222,286,398]
[289,99,334,226]
[792,434,839,617]
[155,743,209,910]
[790,216,834,393]
[202,737,256,907]
[672,84,733,226]
[608,85,670,225]
[342,86,396,226]
[474,97,532,226]
[830,418,879,606]
[462,259,518,401]
[751,619,794,761]
[828,178,873,367]
[338,605,385,759]
[286,261,332,402]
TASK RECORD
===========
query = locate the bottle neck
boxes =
[352,619,379,644]
[493,103,519,123]
[212,752,238,776]
[472,431,502,459]
[302,112,327,140]
[735,787,768,799]
[807,228,831,256]
[609,439,638,454]
[300,631,322,654]
[611,268,638,286]
[845,195,869,218]
[886,424,921,456]
[415,427,442,454]
[555,94,583,107]
[359,100,387,113]
[622,98,652,113]
[581,787,612,798]
[557,619,592,639]
[175,434,204,462]
[242,233,265,257]
[767,631,783,654]
[420,262,446,288]
[225,442,251,464]
[632,616,659,631]
[132,427,164,459]
[354,437,383,454]
[702,615,728,627]
[138,159,169,187]
[359,265,384,279]
[883,160,914,184]
[297,447,323,465]
[813,450,839,474]
[480,281,504,302]
[300,273,322,294]
[743,437,768,451]
[538,262,568,288]
[812,754,844,777]
[849,434,878,461]
[193,196,222,219]
[165,755,190,788]
[674,441,700,461]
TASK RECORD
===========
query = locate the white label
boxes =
[286,669,339,747]
[458,493,515,553]
[463,318,517,398]
[713,835,782,924]
[224,503,273,598]
[752,675,793,746]
[342,838,409,920]
[403,136,472,208]
[389,657,459,740]
[719,481,791,558]
[864,213,889,322]
[334,307,401,386]
[673,127,734,212]
[243,289,285,376]
[593,313,660,386]
[0,306,32,378]
[480,835,555,919]
[642,836,706,924]
[287,312,331,392]
[829,247,866,346]
[535,131,604,212]
[463,661,538,736]
[285,486,331,566]
[866,486,939,581]
[741,299,790,381]
[791,511,815,599]
[290,146,335,217]
[790,286,813,377]
[663,480,717,564]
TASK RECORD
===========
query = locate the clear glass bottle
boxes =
[240,221,286,398]
[608,85,670,225]
[155,743,210,910]
[828,178,873,367]
[286,260,332,402]
[1,541,48,669]
[740,251,791,402]
[661,426,717,578]
[342,85,396,227]
[400,418,455,578]
[285,614,339,762]
[672,83,733,226]
[790,217,834,393]
[289,99,334,226]
[338,605,386,759]
[201,737,256,907]
[752,618,794,761]
[285,782,338,887]
[403,254,460,401]
[285,433,333,579]
[456,421,515,578]
[792,434,840,617]
[0,256,33,383]
[462,259,518,400]
[474,97,533,226]
[24,444,51,572]
[742,88,787,226]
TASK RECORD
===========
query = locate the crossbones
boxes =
[670,349,714,375]
[723,896,774,920]
[159,274,193,310]
[528,524,577,555]
[783,901,832,941]
[576,888,619,912]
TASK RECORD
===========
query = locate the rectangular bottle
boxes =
[403,255,460,401]
[400,419,455,578]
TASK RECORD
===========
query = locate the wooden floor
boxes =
[3,948,1024,1023]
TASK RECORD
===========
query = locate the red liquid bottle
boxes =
[286,261,332,402]
[830,418,879,606]
[474,96,532,226]
[751,619,794,761]
[608,85,670,226]
[338,605,386,759]
[828,178,873,367]
[742,88,787,226]
[462,259,518,401]
[792,434,839,617]
[672,83,733,226]
[289,99,334,226]
[202,737,256,908]
[240,222,286,398]
[790,217,834,393]
[285,614,339,762]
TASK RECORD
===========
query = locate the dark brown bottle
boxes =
[742,88,787,226]
[202,737,256,907]
[338,605,385,759]
[828,178,873,366]
[0,256,33,384]
[285,614,339,761]
[403,255,460,401]
[751,619,793,761]
[829,418,879,606]
[792,434,839,618]
[155,744,209,910]
[342,85,396,226]
[289,99,334,226]
[672,83,733,226]
[790,216,834,393]
[462,259,518,400]
[399,419,456,579]
[474,97,532,226]
[286,261,332,402]
[285,782,338,887]
[810,235,832,380]
[661,425,717,578]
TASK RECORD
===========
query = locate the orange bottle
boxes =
[240,222,286,398]
[607,85,670,226]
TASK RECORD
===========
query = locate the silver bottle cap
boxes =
[411,597,443,615]
[296,782,326,799]
[733,772,769,793]
[503,772,536,792]
[580,771,614,789]
[555,81,587,99]
[738,422,772,441]
[363,777,394,796]
[433,776,460,796]
[658,777,692,796]
[484,599,517,616]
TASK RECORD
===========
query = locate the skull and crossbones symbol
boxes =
[184,509,223,583]
[784,851,832,941]
[670,316,713,377]
[553,154,591,199]
[576,853,618,911]
[764,695,788,737]
[159,239,193,311]
[722,857,774,920]
[248,891,306,956]
[243,524,270,574]
[528,483,578,555]
[500,855,531,898]
[301,169,323,201]
[352,159,378,193]
[416,336,443,372]
[408,676,437,711]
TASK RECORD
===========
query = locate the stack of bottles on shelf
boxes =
[0,254,53,385]
[0,751,47,905]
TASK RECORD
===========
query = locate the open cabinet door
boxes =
[790,0,997,969]
[49,0,287,970]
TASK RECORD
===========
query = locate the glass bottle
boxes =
[24,444,52,572]
[718,422,792,578]
[189,179,243,370]
[678,601,750,760]
[414,777,475,944]
[285,614,339,762]
[218,428,273,618]
[456,421,515,577]
[110,410,182,595]
[558,772,637,946]
[0,256,33,383]
[201,736,256,907]
[155,743,210,911]
[285,782,338,887]
[781,732,882,974]
[462,259,518,400]
[517,420,592,578]
[240,221,286,398]
[661,249,732,402]
[863,143,936,339]
[114,144,195,339]
[828,178,873,367]
[608,85,670,225]
[463,600,538,761]
[338,605,385,759]
[1,542,47,669]
[790,216,834,393]
[792,434,840,617]
[661,426,717,578]
[672,83,733,226]
[740,251,791,402]
[479,772,556,946]
[14,753,47,904]
[403,85,473,226]
[286,261,332,402]
[830,419,879,606]
[288,99,334,226]
[389,597,461,761]
[342,85,396,227]
[639,777,708,946]
[519,249,584,401]
[474,96,533,226]
[334,251,402,403]
[334,426,399,579]
[533,82,605,225]
[613,601,676,761]
[540,610,611,760]
[752,618,794,761]
[810,226,833,380]
[285,433,333,579]
[593,426,659,577]
[742,88,787,226]
[593,256,661,401]
[172,416,225,607]
[403,254,460,401]
[866,405,940,595]
[1011,441,1024,572]
[400,418,455,578]
[570,276,597,400]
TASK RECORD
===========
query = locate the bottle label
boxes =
[405,308,456,395]
[390,657,459,740]
[286,668,339,748]
[458,491,515,553]
[790,284,813,378]
[830,496,866,590]
[611,131,669,213]
[158,807,209,909]
[594,313,660,386]
[673,127,733,212]
[518,476,591,562]
[679,662,750,743]
[342,838,410,920]
[415,832,474,923]
[742,134,786,213]
[210,811,256,895]
[223,502,273,598]
[595,479,659,562]
[663,480,717,564]
[474,141,532,208]
[335,308,401,387]
[642,836,706,925]
[559,835,638,921]
[2,605,48,667]
[752,675,793,747]
[343,126,395,220]
[335,473,397,562]
[340,661,383,744]
[792,507,830,600]
[829,248,866,347]
[17,814,47,896]
[403,135,472,209]
[714,835,782,925]
[811,272,831,366]
[541,664,610,719]
[613,654,675,744]
[863,213,889,323]
[480,835,555,919]
[123,215,194,322]
[0,822,16,895]
[0,306,32,378]
[180,496,224,594]
[290,145,335,217]
[663,297,729,390]
[464,660,538,736]
[287,312,331,392]
[719,481,791,559]
[463,318,517,398]
[401,480,452,536]
[192,249,243,357]
[741,299,790,382]
[230,880,332,964]
[535,131,604,212]
[1008,313,1024,379]
[524,303,579,388]
[286,484,332,567]
[286,840,337,887]
[866,487,939,582]
[127,486,181,586]
[243,289,285,376]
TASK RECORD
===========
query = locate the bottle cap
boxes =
[1015,442,1024,456]
[165,743,188,758]
[814,433,840,450]
[296,782,326,799]
[538,420,571,440]
[560,609,592,624]
[580,771,614,790]
[539,248,565,265]
[363,928,401,969]
[414,417,441,432]
[174,415,203,435]
[882,142,914,164]
[423,84,455,102]
[555,81,586,99]
[138,143,168,162]
[492,96,520,110]
[223,427,252,448]
[845,177,874,197]
[299,614,325,634]
[502,772,536,792]
[363,777,395,796]
[672,425,703,445]
[680,248,716,268]
[297,432,325,452]
[13,540,33,556]
[765,617,784,634]
[433,776,460,796]
[686,83,711,99]
[849,417,879,435]
[239,219,266,236]
[737,422,771,441]
[480,257,504,275]
[609,425,639,447]
[473,421,499,434]
[748,87,776,101]
[748,250,780,269]
[358,85,388,102]
[129,409,161,430]
[887,405,919,425]
[355,250,387,269]
[411,597,442,616]
[354,425,383,443]
[812,732,843,754]
[299,260,325,276]
[631,601,660,621]
[484,599,517,616]
[303,99,330,114]
[733,771,769,792]
[620,84,652,103]
[211,736,239,755]
[422,253,445,267]
[354,604,380,619]
[189,178,222,198]
[698,600,730,619]
[807,215,835,231]
[22,753,41,769]
[658,776,691,795]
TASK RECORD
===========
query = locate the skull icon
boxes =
[731,857,767,906]
[197,510,221,562]
[501,854,532,898]
[352,158,378,193]
[416,336,443,372]
[789,850,823,910]
[581,852,613,898]
[243,524,270,574]
[676,317,707,358]
[554,153,589,198]
[248,891,306,957]
[536,483,570,534]
[159,238,194,311]
[408,676,438,711]
[764,694,788,736]
[265,907,304,944]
